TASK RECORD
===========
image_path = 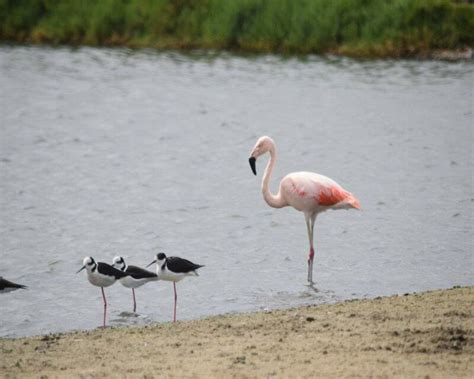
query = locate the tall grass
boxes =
[0,0,472,57]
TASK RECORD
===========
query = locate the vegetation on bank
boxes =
[0,0,473,57]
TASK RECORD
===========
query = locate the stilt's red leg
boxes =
[173,282,177,323]
[101,287,107,328]
[132,288,137,313]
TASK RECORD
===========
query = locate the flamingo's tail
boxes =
[346,194,361,210]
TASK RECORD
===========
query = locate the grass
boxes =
[0,0,473,57]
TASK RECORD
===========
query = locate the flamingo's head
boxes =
[77,256,96,273]
[249,136,275,175]
[112,256,126,271]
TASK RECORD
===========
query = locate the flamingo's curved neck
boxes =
[261,145,286,209]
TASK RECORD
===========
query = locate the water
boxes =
[0,46,472,338]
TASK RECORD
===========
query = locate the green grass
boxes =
[0,0,473,57]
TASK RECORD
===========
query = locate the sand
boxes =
[1,287,472,378]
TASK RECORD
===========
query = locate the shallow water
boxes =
[0,46,472,338]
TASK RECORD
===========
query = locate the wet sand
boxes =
[1,287,472,378]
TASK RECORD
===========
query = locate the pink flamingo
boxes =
[248,136,361,284]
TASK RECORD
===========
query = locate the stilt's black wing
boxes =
[97,262,129,279]
[0,277,27,290]
[166,257,204,274]
[126,265,158,280]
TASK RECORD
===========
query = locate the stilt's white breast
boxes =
[87,271,116,288]
[157,267,195,282]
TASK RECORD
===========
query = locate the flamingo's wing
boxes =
[317,183,350,206]
[311,176,360,209]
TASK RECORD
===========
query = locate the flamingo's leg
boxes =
[309,214,317,283]
[173,282,177,323]
[132,288,137,313]
[101,287,107,328]
[305,216,313,283]
[306,214,316,284]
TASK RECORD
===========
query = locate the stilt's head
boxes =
[112,256,127,271]
[156,252,167,267]
[249,136,275,175]
[146,252,167,268]
[77,256,96,273]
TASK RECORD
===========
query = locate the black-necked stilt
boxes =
[77,256,129,328]
[0,277,27,293]
[147,252,204,322]
[112,256,159,313]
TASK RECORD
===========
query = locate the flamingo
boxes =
[248,136,360,284]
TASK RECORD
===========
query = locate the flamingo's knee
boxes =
[308,247,315,261]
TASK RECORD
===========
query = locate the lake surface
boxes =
[0,46,472,338]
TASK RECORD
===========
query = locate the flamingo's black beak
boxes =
[146,260,157,268]
[76,266,85,274]
[249,157,257,175]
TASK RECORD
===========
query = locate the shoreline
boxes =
[1,41,472,61]
[1,286,472,378]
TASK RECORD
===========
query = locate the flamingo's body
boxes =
[277,171,360,213]
[249,136,360,284]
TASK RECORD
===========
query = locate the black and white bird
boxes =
[112,256,159,313]
[77,256,129,327]
[0,277,27,293]
[147,252,204,322]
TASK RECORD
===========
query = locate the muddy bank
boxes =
[1,287,472,378]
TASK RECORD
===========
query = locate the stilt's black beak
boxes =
[146,260,157,268]
[249,157,257,175]
[76,266,85,274]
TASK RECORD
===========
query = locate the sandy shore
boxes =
[1,287,472,378]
